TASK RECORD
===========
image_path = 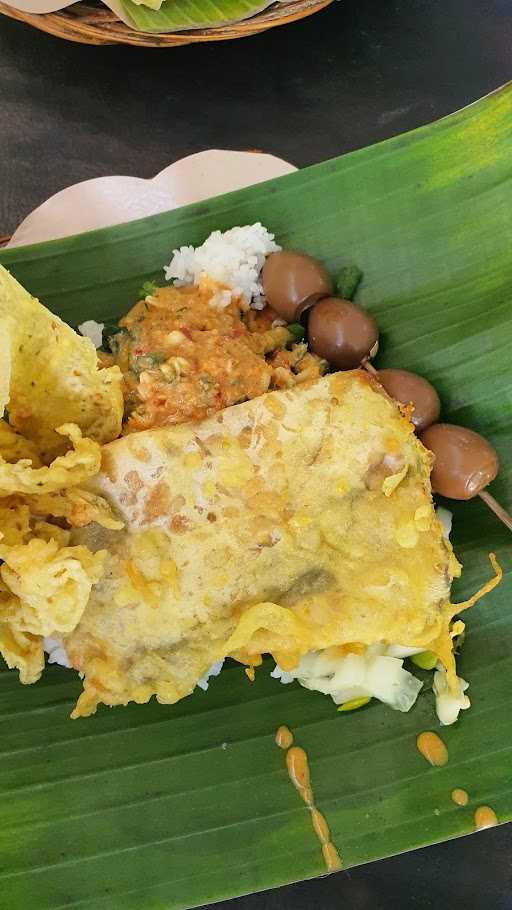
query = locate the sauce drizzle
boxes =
[322,841,342,871]
[416,732,448,767]
[277,732,342,873]
[275,725,294,750]
[474,806,498,830]
[286,747,313,806]
[451,788,469,807]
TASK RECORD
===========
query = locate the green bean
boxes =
[337,696,371,712]
[410,651,437,670]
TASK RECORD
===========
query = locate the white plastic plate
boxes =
[8,150,296,248]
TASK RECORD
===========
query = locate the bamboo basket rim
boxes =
[0,0,333,45]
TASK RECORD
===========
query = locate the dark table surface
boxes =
[1,0,511,906]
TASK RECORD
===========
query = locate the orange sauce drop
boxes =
[451,788,469,807]
[311,808,330,843]
[245,666,255,682]
[301,787,314,807]
[286,747,311,796]
[416,732,448,767]
[322,841,343,872]
[277,730,342,872]
[474,806,498,830]
[275,725,294,750]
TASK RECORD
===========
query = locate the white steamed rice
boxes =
[44,637,71,669]
[78,319,104,349]
[164,223,280,308]
[43,636,224,694]
[196,660,225,691]
[79,223,280,349]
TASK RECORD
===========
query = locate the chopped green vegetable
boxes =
[139,280,158,299]
[136,352,166,370]
[287,323,305,343]
[410,651,438,670]
[336,265,363,300]
[337,696,371,712]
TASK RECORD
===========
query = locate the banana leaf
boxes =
[0,84,511,910]
[105,0,274,36]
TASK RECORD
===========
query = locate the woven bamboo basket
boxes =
[0,0,332,45]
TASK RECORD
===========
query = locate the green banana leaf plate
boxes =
[108,0,276,36]
[1,84,511,910]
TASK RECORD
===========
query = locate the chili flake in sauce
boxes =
[105,279,326,433]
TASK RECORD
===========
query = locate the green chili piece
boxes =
[139,280,158,299]
[336,265,363,301]
[410,651,438,670]
[287,323,305,343]
[337,696,371,712]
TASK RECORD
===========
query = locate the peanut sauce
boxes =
[275,725,294,750]
[416,732,449,767]
[322,842,343,871]
[451,788,469,807]
[311,808,330,842]
[277,731,342,873]
[108,283,324,433]
[286,747,311,799]
[474,806,498,830]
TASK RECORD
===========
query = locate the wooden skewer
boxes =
[361,354,377,376]
[359,350,511,534]
[479,489,512,533]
